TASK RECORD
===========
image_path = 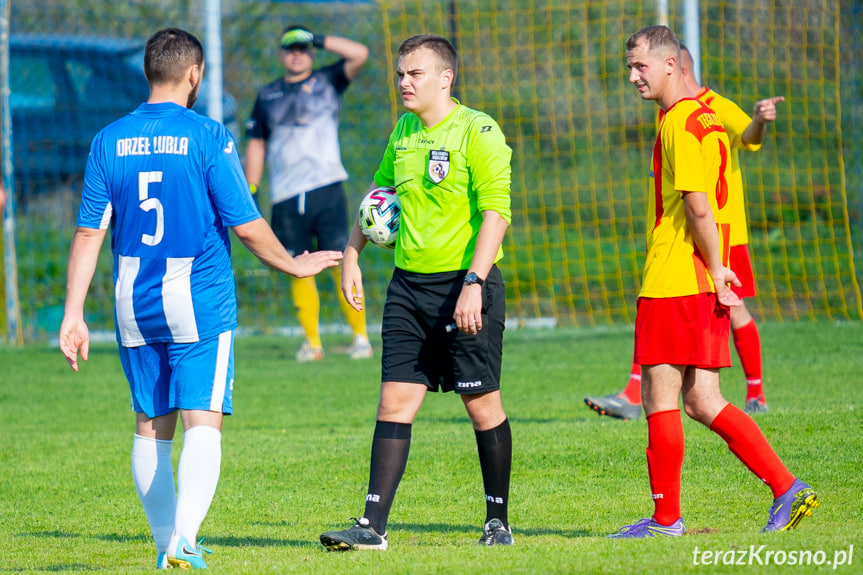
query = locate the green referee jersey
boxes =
[374,101,512,273]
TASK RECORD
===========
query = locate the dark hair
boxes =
[398,34,458,85]
[625,25,680,60]
[144,28,204,86]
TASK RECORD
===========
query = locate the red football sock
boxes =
[709,404,795,498]
[733,320,764,401]
[646,409,684,525]
[622,362,642,404]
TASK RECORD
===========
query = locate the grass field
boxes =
[1,320,861,573]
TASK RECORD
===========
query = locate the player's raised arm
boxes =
[742,96,785,147]
[321,35,369,81]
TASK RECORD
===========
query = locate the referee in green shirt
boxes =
[320,34,514,551]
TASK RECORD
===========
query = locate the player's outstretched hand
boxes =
[59,316,90,372]
[292,250,343,278]
[753,96,784,123]
[712,266,743,308]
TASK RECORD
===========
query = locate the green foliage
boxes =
[1,321,861,573]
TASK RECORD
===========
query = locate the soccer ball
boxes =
[358,186,400,249]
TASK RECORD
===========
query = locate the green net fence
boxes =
[4,0,861,342]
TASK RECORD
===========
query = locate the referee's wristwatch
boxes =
[463,272,484,286]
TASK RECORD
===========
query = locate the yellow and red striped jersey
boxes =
[640,97,733,299]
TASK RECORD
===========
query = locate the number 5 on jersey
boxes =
[139,171,164,246]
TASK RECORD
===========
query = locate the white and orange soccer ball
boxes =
[358,186,400,249]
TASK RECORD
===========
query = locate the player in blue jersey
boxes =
[58,28,342,570]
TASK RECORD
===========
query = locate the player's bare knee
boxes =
[463,396,506,430]
[682,400,709,423]
[682,403,697,421]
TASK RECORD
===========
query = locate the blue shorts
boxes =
[119,331,235,418]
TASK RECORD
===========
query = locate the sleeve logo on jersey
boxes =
[223,141,234,154]
[480,125,492,133]
[428,149,450,184]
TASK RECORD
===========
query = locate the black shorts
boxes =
[270,181,349,255]
[381,265,505,394]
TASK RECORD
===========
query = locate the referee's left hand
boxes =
[454,284,483,334]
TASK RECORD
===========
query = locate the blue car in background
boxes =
[9,34,238,200]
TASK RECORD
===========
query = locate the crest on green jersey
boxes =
[428,150,450,184]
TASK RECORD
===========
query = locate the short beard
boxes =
[187,81,201,109]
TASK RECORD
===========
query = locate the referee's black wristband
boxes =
[313,34,326,49]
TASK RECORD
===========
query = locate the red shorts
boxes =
[634,293,731,368]
[729,244,756,299]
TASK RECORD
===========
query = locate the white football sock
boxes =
[131,435,176,554]
[172,425,222,547]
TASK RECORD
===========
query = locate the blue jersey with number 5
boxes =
[79,102,260,347]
